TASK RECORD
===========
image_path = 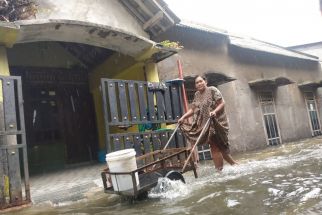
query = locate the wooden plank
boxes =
[136,149,187,172]
[101,80,111,153]
[143,11,164,30]
[143,134,151,154]
[100,120,176,127]
[155,91,165,121]
[133,0,167,32]
[167,130,176,148]
[107,81,119,123]
[0,131,23,136]
[176,130,186,162]
[137,83,147,121]
[164,85,173,120]
[133,134,142,156]
[7,148,22,204]
[120,0,146,23]
[176,130,185,148]
[3,78,17,131]
[21,147,30,202]
[128,81,139,122]
[147,88,156,121]
[170,85,181,120]
[0,88,4,135]
[135,148,185,161]
[178,84,185,116]
[113,136,122,151]
[118,81,129,123]
[133,134,144,167]
[124,135,133,149]
[143,133,152,165]
[152,0,175,25]
[2,77,23,205]
[160,132,168,149]
[152,133,160,151]
[0,149,6,205]
[0,144,25,150]
[17,76,30,202]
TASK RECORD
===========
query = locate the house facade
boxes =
[0,0,180,208]
[156,23,322,158]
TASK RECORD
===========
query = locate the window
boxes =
[304,92,321,136]
[259,92,281,145]
[198,144,212,160]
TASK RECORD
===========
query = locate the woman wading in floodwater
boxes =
[178,75,238,171]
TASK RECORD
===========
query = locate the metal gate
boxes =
[100,78,185,156]
[0,75,30,210]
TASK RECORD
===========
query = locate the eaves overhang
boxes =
[249,77,294,89]
[184,72,236,89]
[230,36,319,62]
[13,19,156,58]
[0,19,179,63]
[298,81,322,90]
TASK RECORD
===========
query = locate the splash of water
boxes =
[301,188,321,202]
[197,192,221,203]
[227,199,240,207]
[148,177,190,199]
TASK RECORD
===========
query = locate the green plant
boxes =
[159,40,184,49]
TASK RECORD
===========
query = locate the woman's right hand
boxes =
[178,117,185,124]
[178,109,193,124]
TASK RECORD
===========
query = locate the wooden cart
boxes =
[101,147,197,198]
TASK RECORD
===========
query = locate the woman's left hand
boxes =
[209,110,217,118]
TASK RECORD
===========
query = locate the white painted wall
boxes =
[35,0,149,38]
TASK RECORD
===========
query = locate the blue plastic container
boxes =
[98,150,106,163]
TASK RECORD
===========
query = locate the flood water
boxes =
[6,137,322,215]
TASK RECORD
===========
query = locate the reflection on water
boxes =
[5,137,322,215]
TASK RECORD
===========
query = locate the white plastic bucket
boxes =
[105,148,139,191]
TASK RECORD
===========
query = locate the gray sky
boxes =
[165,0,322,47]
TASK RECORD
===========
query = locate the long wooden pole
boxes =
[162,124,180,151]
[177,59,189,113]
[181,118,211,173]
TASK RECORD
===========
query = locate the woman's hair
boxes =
[195,75,207,82]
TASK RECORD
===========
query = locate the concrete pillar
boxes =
[0,46,10,75]
[145,61,159,82]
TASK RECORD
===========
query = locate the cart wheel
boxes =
[165,171,185,183]
[136,191,148,200]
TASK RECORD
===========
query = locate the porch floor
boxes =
[29,162,106,205]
